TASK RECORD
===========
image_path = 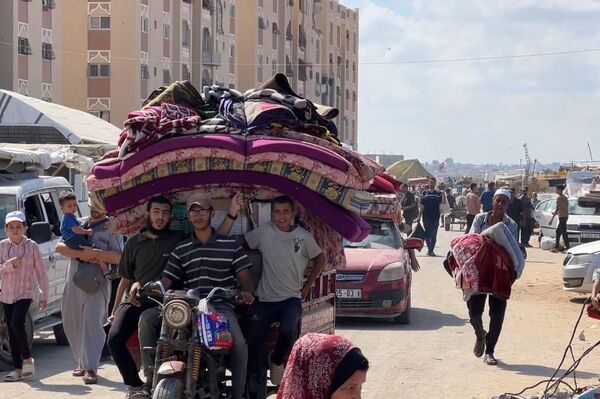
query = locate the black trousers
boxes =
[2,299,32,369]
[465,214,476,234]
[556,217,570,249]
[107,302,155,387]
[521,218,535,246]
[467,294,507,355]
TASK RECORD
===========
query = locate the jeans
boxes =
[107,302,156,387]
[556,217,570,249]
[467,294,507,355]
[212,303,247,399]
[2,299,32,369]
[465,214,476,234]
[138,307,161,378]
[423,218,439,253]
[246,298,303,371]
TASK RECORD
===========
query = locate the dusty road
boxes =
[3,229,600,398]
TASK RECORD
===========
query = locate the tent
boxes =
[386,159,434,182]
[0,90,120,145]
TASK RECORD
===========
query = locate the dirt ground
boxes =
[2,229,600,398]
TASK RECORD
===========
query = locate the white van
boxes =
[0,176,75,370]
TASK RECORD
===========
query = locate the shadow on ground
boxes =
[336,307,467,331]
[498,362,598,379]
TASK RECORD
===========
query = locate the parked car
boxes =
[534,198,600,246]
[562,240,600,293]
[336,218,421,324]
[0,176,77,370]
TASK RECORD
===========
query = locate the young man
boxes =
[550,185,570,253]
[56,203,123,384]
[400,183,418,231]
[519,187,535,247]
[506,188,523,242]
[480,182,496,213]
[144,194,255,399]
[469,189,519,366]
[465,183,481,234]
[418,177,445,256]
[107,196,185,399]
[241,196,326,385]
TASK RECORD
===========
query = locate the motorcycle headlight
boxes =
[377,262,407,282]
[163,299,192,329]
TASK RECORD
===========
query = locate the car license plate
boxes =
[336,289,362,299]
[581,233,600,239]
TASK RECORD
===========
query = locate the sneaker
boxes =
[125,385,151,399]
[268,352,285,386]
[473,331,486,358]
[483,353,498,366]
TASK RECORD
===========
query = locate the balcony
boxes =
[203,51,221,66]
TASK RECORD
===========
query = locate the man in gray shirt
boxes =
[242,195,325,386]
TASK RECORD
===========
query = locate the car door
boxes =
[538,199,558,237]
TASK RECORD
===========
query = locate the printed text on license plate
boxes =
[336,289,362,299]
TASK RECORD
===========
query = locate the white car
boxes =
[534,198,600,246]
[563,240,600,293]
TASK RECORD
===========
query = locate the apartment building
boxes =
[0,0,358,147]
[0,0,60,103]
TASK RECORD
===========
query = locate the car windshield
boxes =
[569,199,600,216]
[344,220,399,249]
[0,195,18,240]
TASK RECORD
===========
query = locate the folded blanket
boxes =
[481,223,526,278]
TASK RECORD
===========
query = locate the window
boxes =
[18,37,32,55]
[229,44,235,58]
[163,24,170,39]
[23,196,46,236]
[337,26,340,47]
[89,110,110,122]
[329,23,333,45]
[40,191,61,237]
[258,17,266,29]
[140,64,149,79]
[88,64,110,77]
[352,91,356,111]
[163,69,171,85]
[42,0,56,10]
[42,43,55,60]
[89,16,110,30]
[203,0,212,10]
[229,4,235,17]
[141,17,148,33]
[182,21,191,47]
[272,22,279,34]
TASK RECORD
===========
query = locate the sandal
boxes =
[3,370,22,382]
[83,370,98,385]
[21,359,34,380]
[73,368,85,377]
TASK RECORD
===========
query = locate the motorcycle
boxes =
[140,283,239,399]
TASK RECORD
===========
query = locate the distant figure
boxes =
[465,183,481,233]
[455,189,467,209]
[519,187,534,247]
[506,188,523,242]
[400,183,418,230]
[480,182,496,213]
[418,177,446,257]
[550,185,570,253]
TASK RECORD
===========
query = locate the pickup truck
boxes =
[0,175,75,370]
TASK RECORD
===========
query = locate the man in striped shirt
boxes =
[151,194,255,399]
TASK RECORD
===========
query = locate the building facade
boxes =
[0,0,358,147]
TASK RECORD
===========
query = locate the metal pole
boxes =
[588,142,594,160]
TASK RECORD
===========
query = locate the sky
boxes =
[341,0,600,164]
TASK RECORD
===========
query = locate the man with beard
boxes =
[107,196,185,399]
[418,177,446,256]
[141,194,255,399]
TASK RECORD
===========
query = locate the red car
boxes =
[336,218,422,324]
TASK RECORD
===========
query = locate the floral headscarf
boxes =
[276,333,355,399]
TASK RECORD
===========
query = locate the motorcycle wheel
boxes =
[152,378,184,399]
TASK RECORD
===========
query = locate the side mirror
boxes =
[404,237,424,251]
[29,222,51,244]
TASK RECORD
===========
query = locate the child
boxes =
[59,192,92,251]
[0,211,49,381]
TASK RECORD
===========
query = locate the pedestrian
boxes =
[519,187,535,247]
[400,183,418,232]
[56,203,123,384]
[455,189,467,210]
[277,333,369,399]
[107,196,186,399]
[465,183,481,234]
[418,177,446,256]
[0,211,49,382]
[145,194,255,399]
[550,184,570,253]
[468,189,519,366]
[506,188,523,242]
[240,196,326,385]
[480,182,496,212]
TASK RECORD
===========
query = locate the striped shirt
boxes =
[0,237,49,303]
[163,230,252,297]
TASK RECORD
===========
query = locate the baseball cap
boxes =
[186,194,213,211]
[5,211,26,225]
[494,188,512,200]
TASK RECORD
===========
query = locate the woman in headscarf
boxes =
[277,333,369,399]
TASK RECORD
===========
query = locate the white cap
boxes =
[494,188,512,200]
[5,211,25,225]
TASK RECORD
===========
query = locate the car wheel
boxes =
[53,323,69,346]
[393,297,411,324]
[0,307,33,371]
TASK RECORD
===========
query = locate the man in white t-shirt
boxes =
[242,195,325,386]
